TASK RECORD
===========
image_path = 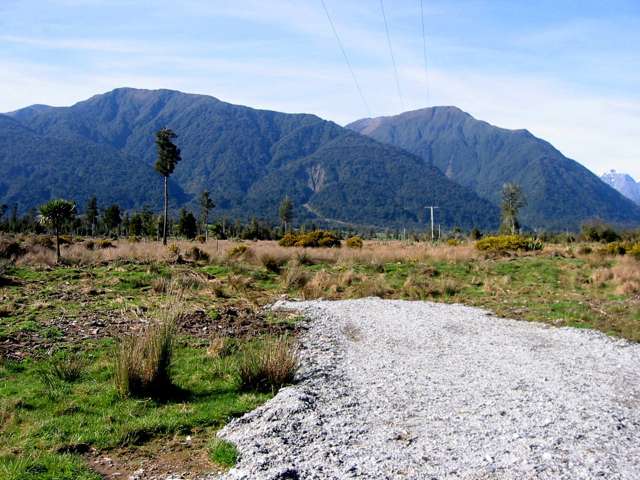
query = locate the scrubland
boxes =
[0,235,639,479]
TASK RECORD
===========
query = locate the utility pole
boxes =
[425,206,439,242]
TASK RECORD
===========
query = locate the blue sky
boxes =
[2,0,639,177]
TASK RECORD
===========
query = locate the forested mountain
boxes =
[601,170,640,205]
[1,88,499,229]
[348,107,640,230]
[0,113,183,212]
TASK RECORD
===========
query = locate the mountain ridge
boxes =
[601,170,640,205]
[347,107,640,230]
[1,88,499,230]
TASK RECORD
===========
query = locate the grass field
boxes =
[1,236,639,478]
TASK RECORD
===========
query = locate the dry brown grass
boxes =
[611,257,640,295]
[347,274,391,298]
[14,238,572,268]
[280,263,310,290]
[236,335,298,392]
[591,267,614,287]
[302,271,336,299]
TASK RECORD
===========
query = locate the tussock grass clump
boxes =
[151,276,170,293]
[302,271,335,299]
[612,257,640,295]
[227,273,254,293]
[207,335,237,358]
[36,352,87,398]
[172,271,208,290]
[348,274,391,298]
[47,351,86,382]
[259,252,288,273]
[114,307,178,399]
[237,336,298,392]
[281,264,310,290]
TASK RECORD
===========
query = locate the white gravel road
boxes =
[219,299,640,480]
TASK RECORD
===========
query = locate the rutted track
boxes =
[219,299,640,479]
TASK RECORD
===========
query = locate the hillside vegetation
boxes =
[2,89,498,230]
[348,107,640,230]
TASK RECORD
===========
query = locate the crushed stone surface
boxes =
[219,299,640,480]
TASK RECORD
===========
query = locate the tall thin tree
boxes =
[39,199,76,263]
[199,190,215,241]
[501,183,526,235]
[154,128,182,245]
[86,196,99,236]
[279,196,293,233]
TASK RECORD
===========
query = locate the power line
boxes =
[320,0,371,117]
[380,0,404,111]
[420,0,430,106]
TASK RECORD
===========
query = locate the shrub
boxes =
[186,246,209,262]
[128,236,140,243]
[167,243,180,256]
[475,235,543,253]
[278,230,341,248]
[577,245,593,255]
[345,236,363,249]
[446,238,460,246]
[260,253,288,273]
[114,316,176,399]
[196,235,206,244]
[0,239,25,260]
[278,233,298,247]
[227,244,249,258]
[469,228,482,240]
[30,235,55,249]
[597,242,629,256]
[236,336,298,392]
[84,240,95,250]
[630,243,640,260]
[96,239,114,249]
[581,223,621,243]
[58,235,73,245]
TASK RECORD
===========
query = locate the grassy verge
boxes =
[0,340,272,478]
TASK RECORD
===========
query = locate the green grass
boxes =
[0,341,271,476]
[0,452,101,480]
[208,438,239,468]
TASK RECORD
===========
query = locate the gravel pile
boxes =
[219,299,640,479]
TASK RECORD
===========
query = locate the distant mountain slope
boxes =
[601,170,640,205]
[0,113,183,212]
[2,89,499,229]
[348,107,640,230]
